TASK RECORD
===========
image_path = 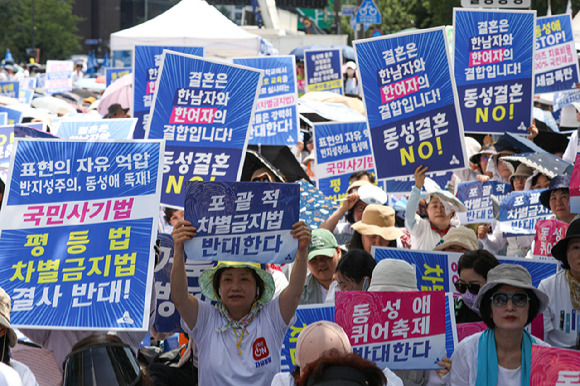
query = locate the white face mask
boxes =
[346,69,355,76]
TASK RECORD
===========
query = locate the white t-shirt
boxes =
[10,360,37,386]
[449,331,549,386]
[185,296,295,386]
[538,270,580,348]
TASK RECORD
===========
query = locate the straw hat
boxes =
[296,321,352,368]
[0,288,17,347]
[434,226,478,252]
[368,259,418,292]
[351,205,404,241]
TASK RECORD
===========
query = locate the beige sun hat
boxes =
[0,288,17,347]
[346,180,371,194]
[368,259,418,292]
[351,204,404,241]
[434,226,478,251]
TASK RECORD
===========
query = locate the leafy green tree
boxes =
[0,0,82,63]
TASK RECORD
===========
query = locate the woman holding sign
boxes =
[449,264,550,385]
[170,220,311,386]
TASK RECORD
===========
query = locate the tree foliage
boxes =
[0,0,82,63]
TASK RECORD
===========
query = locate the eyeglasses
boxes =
[491,292,530,308]
[453,280,481,295]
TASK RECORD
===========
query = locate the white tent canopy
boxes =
[110,0,264,58]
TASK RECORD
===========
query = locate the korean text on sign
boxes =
[456,180,511,224]
[304,49,344,95]
[499,189,552,237]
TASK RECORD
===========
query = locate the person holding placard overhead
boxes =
[170,220,311,386]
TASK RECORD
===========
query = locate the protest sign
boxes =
[335,291,446,370]
[533,219,569,258]
[534,15,579,94]
[553,89,580,111]
[354,27,466,180]
[0,81,19,99]
[313,121,374,201]
[153,233,216,333]
[183,182,299,264]
[304,48,343,94]
[106,67,133,87]
[146,50,263,208]
[232,56,299,146]
[19,89,34,105]
[55,118,137,140]
[444,293,458,358]
[456,180,511,224]
[133,45,204,139]
[0,106,23,125]
[531,345,580,384]
[45,60,74,94]
[499,189,551,236]
[373,247,558,292]
[280,304,335,372]
[385,171,453,194]
[0,123,46,165]
[13,124,52,138]
[456,322,487,342]
[19,77,37,91]
[0,139,164,329]
[0,112,6,126]
[570,153,580,213]
[453,9,536,134]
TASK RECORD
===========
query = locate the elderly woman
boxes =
[538,218,580,348]
[171,220,311,386]
[449,264,550,385]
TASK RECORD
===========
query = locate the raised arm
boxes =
[405,165,428,230]
[319,193,359,232]
[170,220,199,330]
[279,221,311,325]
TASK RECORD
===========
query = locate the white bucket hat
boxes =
[368,259,418,292]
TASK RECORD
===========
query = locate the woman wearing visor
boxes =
[449,264,550,385]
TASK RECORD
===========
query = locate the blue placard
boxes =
[153,233,217,333]
[280,304,335,372]
[354,27,467,180]
[0,81,19,98]
[232,56,299,146]
[385,171,453,193]
[0,139,164,329]
[0,123,47,165]
[183,182,299,264]
[373,247,558,290]
[456,180,511,224]
[56,118,137,140]
[106,67,133,87]
[146,50,262,208]
[534,15,580,94]
[19,77,37,90]
[0,112,6,126]
[453,9,536,134]
[0,106,23,125]
[356,0,381,24]
[553,89,580,111]
[19,89,34,105]
[133,45,204,139]
[313,121,375,201]
[304,49,344,94]
[14,124,53,138]
[499,189,551,237]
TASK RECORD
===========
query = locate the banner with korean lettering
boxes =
[0,139,164,330]
[106,67,133,87]
[0,106,23,125]
[19,89,34,105]
[232,56,299,146]
[0,112,6,126]
[499,189,551,237]
[372,247,558,291]
[313,121,374,201]
[453,9,536,134]
[153,233,217,333]
[335,291,446,370]
[531,345,580,384]
[304,48,344,94]
[55,118,137,140]
[533,219,569,258]
[534,15,579,94]
[354,27,467,180]
[456,180,511,224]
[45,60,74,94]
[133,45,204,139]
[280,304,335,372]
[0,81,19,99]
[147,50,262,208]
[0,123,46,165]
[385,171,453,194]
[570,153,580,213]
[183,182,299,264]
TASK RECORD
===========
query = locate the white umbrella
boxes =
[31,96,77,115]
[98,73,133,116]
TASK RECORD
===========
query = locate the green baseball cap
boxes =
[307,229,338,261]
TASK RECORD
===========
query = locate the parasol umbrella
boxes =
[241,150,286,183]
[289,45,328,60]
[533,107,559,132]
[501,152,573,179]
[31,96,77,115]
[495,132,547,154]
[97,73,133,116]
[298,180,339,229]
[74,77,106,91]
[245,145,312,184]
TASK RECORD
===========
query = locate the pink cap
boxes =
[296,321,352,368]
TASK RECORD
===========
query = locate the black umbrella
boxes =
[243,145,312,184]
[501,152,573,178]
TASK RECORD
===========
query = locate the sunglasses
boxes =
[491,292,530,308]
[453,280,480,295]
